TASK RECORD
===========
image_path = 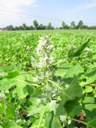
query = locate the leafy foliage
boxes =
[0,30,96,128]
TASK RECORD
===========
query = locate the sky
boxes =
[0,0,96,27]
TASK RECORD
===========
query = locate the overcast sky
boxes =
[0,0,96,27]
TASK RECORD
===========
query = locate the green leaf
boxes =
[14,76,28,99]
[0,78,16,90]
[85,104,96,111]
[56,102,66,116]
[65,99,82,117]
[55,63,71,77]
[55,64,84,78]
[0,66,17,72]
[6,104,15,118]
[55,68,68,77]
[13,73,34,99]
[62,78,82,104]
[85,69,96,84]
[83,86,93,93]
[25,85,34,95]
[68,37,91,58]
[6,71,19,79]
[83,96,94,104]
[65,64,84,78]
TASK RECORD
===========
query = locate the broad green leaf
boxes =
[55,63,71,77]
[55,68,68,77]
[0,66,17,72]
[0,78,16,90]
[83,96,94,104]
[83,86,93,93]
[56,102,66,116]
[65,64,84,78]
[62,78,82,104]
[65,99,82,117]
[13,75,28,99]
[55,64,84,78]
[85,104,96,111]
[13,72,34,99]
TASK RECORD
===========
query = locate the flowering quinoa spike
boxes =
[36,35,54,69]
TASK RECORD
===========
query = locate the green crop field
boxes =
[0,30,96,128]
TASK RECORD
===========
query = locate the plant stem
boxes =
[71,118,94,128]
[38,106,47,128]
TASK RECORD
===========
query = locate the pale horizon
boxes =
[0,0,96,27]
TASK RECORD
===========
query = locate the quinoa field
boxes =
[0,30,96,128]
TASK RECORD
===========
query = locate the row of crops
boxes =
[0,30,96,128]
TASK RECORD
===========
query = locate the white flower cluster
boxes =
[60,115,71,125]
[0,90,9,99]
[0,72,7,77]
[0,90,5,99]
[36,35,53,55]
[85,47,92,52]
[36,35,54,69]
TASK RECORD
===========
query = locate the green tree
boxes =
[47,22,52,30]
[5,25,14,30]
[70,21,76,29]
[22,23,27,30]
[77,20,84,29]
[62,21,66,29]
[29,25,34,30]
[14,26,19,30]
[17,25,23,30]
[33,20,38,29]
[39,24,44,30]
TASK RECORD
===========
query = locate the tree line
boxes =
[1,20,96,30]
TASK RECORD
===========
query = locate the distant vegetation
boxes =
[0,20,96,30]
